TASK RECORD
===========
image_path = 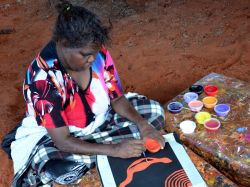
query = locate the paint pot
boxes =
[195,112,211,124]
[204,85,218,96]
[179,120,196,134]
[214,104,230,117]
[189,85,203,95]
[144,138,161,153]
[188,100,203,112]
[202,96,218,109]
[183,92,198,103]
[167,102,183,114]
[204,118,221,132]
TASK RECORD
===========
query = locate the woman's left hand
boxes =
[139,121,165,149]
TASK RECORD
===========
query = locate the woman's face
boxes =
[58,43,100,72]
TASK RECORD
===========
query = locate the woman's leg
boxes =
[125,94,166,130]
[43,159,88,185]
[19,136,96,186]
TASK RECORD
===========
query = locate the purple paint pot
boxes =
[167,102,183,114]
[183,92,199,103]
[214,104,230,117]
[189,85,203,95]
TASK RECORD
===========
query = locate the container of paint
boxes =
[195,112,211,124]
[189,85,203,95]
[144,138,161,153]
[204,118,221,132]
[183,92,198,103]
[204,85,218,96]
[214,104,230,117]
[167,102,183,114]
[188,100,203,112]
[202,96,218,109]
[179,120,196,134]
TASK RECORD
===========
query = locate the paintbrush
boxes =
[142,151,148,162]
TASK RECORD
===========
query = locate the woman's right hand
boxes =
[112,139,146,158]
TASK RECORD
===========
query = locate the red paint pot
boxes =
[144,138,161,153]
[204,118,221,132]
[204,85,218,96]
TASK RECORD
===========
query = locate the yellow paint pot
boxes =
[195,112,211,124]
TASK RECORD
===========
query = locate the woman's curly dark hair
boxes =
[52,1,110,48]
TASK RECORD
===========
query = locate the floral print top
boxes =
[23,41,123,129]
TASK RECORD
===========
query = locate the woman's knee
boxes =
[127,96,165,130]
[44,159,89,185]
[148,100,165,130]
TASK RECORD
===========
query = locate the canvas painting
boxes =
[97,133,207,187]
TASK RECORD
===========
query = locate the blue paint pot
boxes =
[167,102,183,114]
[214,104,230,117]
[183,92,199,103]
[189,85,203,95]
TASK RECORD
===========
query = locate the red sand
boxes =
[0,0,249,186]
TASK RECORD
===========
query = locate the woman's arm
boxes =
[46,126,145,158]
[110,95,165,148]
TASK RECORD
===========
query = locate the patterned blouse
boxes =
[23,41,123,129]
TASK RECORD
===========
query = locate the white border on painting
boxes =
[97,154,117,187]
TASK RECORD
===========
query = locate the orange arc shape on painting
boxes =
[119,157,172,187]
[165,169,192,187]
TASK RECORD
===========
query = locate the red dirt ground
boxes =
[0,0,249,186]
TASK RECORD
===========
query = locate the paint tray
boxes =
[97,133,207,187]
